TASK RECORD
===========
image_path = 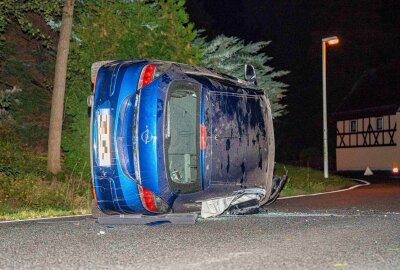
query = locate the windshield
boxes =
[164,80,202,194]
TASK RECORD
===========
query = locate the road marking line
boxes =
[0,214,92,224]
[201,211,400,221]
[278,179,370,200]
[257,212,346,217]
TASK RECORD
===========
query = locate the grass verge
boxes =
[276,163,356,197]
[0,208,90,220]
[0,122,91,221]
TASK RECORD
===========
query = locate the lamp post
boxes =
[322,36,339,179]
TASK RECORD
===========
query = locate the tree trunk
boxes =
[47,0,75,174]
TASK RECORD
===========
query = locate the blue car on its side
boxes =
[88,59,279,215]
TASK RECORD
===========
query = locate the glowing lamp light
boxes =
[327,38,339,45]
[393,162,399,175]
[322,36,339,46]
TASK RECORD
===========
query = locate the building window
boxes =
[376,117,383,130]
[350,120,357,132]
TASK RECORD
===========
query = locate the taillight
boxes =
[200,124,206,150]
[137,63,171,89]
[138,64,156,88]
[138,185,158,212]
[138,185,170,213]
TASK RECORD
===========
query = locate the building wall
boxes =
[336,112,399,171]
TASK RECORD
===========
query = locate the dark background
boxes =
[186,0,400,166]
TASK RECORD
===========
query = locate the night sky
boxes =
[186,0,400,163]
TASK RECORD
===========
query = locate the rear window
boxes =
[164,81,202,194]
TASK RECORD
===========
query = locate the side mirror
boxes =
[244,64,257,85]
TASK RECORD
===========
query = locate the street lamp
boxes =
[322,36,339,179]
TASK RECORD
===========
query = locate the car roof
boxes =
[98,58,263,93]
[170,62,260,91]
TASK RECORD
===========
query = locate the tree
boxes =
[62,0,202,175]
[47,0,75,174]
[0,0,61,47]
[197,35,289,117]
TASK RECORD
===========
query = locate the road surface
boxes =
[1,176,399,269]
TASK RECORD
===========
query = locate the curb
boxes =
[0,214,92,224]
[278,178,370,200]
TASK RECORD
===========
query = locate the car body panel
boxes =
[209,91,269,187]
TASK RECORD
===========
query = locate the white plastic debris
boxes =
[97,230,105,235]
[200,188,266,218]
[201,195,237,218]
[364,167,374,176]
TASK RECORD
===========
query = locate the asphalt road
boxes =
[1,176,399,269]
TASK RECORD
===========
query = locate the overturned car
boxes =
[88,59,285,216]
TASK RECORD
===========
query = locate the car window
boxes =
[165,81,202,194]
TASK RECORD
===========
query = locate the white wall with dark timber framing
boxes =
[336,111,399,171]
